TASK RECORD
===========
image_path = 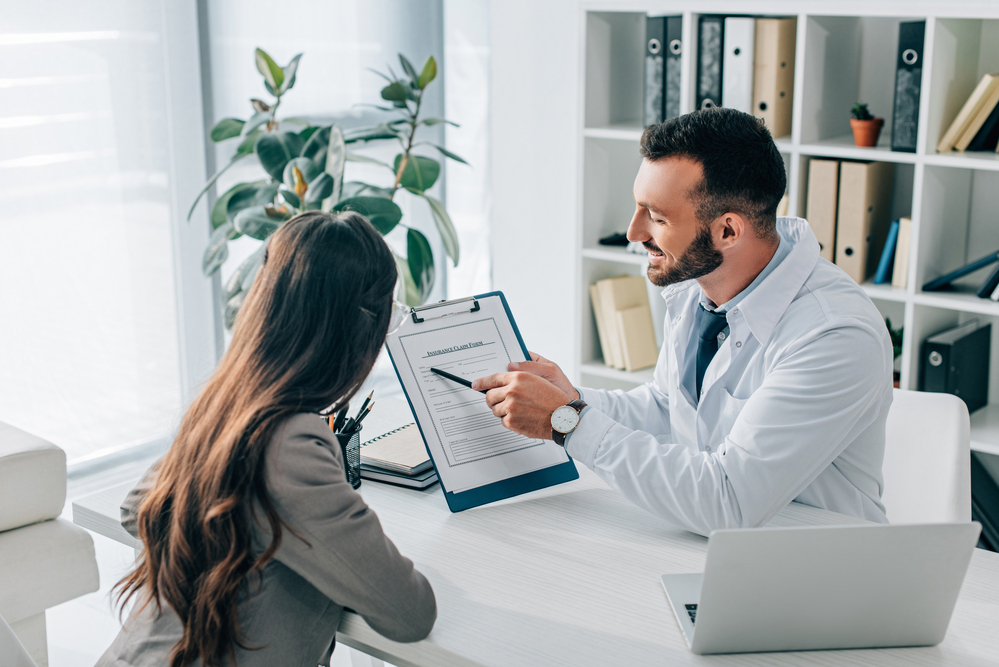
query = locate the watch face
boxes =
[551,405,579,434]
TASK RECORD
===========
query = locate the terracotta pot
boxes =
[850,117,884,147]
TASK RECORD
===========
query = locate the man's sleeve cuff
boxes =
[564,407,615,468]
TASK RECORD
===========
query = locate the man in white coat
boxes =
[475,108,893,536]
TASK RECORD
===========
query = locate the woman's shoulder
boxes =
[265,413,346,489]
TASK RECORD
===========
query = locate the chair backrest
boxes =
[0,613,37,667]
[882,389,971,524]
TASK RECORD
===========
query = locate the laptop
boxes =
[661,522,981,655]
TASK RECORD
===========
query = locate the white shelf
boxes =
[798,135,919,163]
[582,245,648,265]
[970,404,999,456]
[914,290,999,316]
[580,361,655,385]
[862,282,909,303]
[924,150,999,172]
[583,124,643,141]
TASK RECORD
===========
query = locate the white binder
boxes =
[722,17,755,113]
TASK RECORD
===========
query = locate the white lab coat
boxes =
[569,217,893,536]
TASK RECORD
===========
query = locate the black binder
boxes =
[643,16,666,127]
[971,453,999,552]
[890,21,925,153]
[966,99,999,151]
[921,320,990,413]
[665,16,683,120]
[696,15,724,111]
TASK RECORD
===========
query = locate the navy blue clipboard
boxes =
[386,291,578,512]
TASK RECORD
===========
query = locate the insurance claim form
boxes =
[386,295,570,493]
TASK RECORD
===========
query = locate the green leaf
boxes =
[302,126,330,161]
[343,125,402,144]
[203,222,238,276]
[323,125,346,211]
[381,82,409,102]
[304,172,334,205]
[420,117,459,127]
[255,48,284,91]
[417,191,459,266]
[398,54,420,84]
[224,289,248,330]
[341,181,395,199]
[298,125,320,144]
[431,144,469,165]
[418,55,437,89]
[282,157,320,190]
[236,129,262,156]
[256,132,305,181]
[279,187,301,210]
[210,118,245,142]
[264,79,277,97]
[393,251,421,307]
[407,228,435,302]
[211,181,261,231]
[225,245,267,301]
[333,196,403,235]
[227,182,279,223]
[283,116,312,126]
[242,111,270,137]
[279,53,302,95]
[187,152,250,220]
[233,205,289,240]
[393,154,440,191]
[345,153,393,170]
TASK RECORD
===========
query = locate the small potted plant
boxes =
[850,102,884,147]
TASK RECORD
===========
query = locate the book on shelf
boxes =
[752,17,796,138]
[834,161,895,284]
[965,96,999,152]
[643,16,666,127]
[891,217,912,288]
[695,15,724,110]
[955,83,999,152]
[921,320,990,414]
[874,219,899,285]
[991,281,999,302]
[922,251,999,292]
[937,72,999,152]
[805,158,840,263]
[890,21,925,153]
[592,275,658,372]
[722,17,755,114]
[977,264,999,299]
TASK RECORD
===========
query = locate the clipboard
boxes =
[386,291,578,512]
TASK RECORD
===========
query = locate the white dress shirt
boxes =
[568,217,893,536]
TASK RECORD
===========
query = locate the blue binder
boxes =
[386,291,579,512]
[874,219,899,284]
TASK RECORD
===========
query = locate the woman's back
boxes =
[98,413,436,666]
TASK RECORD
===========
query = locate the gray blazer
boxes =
[97,413,436,666]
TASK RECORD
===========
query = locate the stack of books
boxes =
[937,72,999,153]
[358,398,438,489]
[589,275,658,372]
[805,158,897,285]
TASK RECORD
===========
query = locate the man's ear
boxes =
[714,212,748,250]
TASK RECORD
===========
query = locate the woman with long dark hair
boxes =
[97,211,435,666]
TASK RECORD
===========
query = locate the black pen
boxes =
[430,367,487,394]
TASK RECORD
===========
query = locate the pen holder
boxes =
[335,426,362,489]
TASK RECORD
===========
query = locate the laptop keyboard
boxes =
[685,604,697,625]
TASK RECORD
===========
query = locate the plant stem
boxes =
[391,89,423,197]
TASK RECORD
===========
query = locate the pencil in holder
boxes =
[335,426,362,489]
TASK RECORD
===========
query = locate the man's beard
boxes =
[646,224,723,287]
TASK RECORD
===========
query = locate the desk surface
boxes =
[74,467,999,667]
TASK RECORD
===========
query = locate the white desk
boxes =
[74,467,999,666]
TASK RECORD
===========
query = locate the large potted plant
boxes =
[191,48,466,327]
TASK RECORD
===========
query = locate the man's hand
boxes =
[507,352,579,400]
[472,371,573,440]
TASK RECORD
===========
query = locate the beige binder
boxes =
[835,161,895,284]
[615,305,659,372]
[805,159,840,262]
[937,72,999,152]
[589,284,615,367]
[891,217,913,288]
[597,275,652,370]
[752,18,796,138]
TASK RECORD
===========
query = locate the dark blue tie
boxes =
[695,304,728,397]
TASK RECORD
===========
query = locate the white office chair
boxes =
[0,612,37,667]
[882,389,972,524]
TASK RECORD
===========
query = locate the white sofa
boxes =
[0,422,100,667]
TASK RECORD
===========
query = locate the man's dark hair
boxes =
[639,108,786,239]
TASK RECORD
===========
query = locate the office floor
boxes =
[48,456,363,667]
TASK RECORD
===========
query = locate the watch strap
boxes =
[552,399,588,446]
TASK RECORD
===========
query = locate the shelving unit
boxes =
[578,6,999,456]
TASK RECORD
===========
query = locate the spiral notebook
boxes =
[361,424,433,475]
